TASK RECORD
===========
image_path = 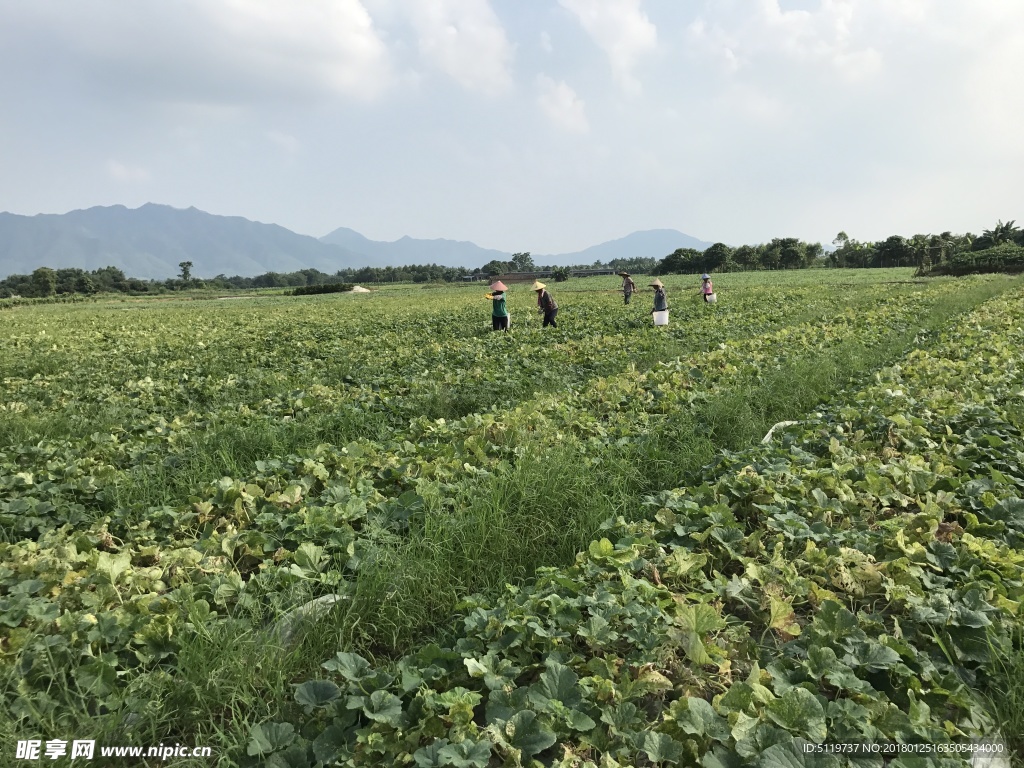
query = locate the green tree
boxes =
[702,243,733,272]
[977,219,1020,249]
[93,266,128,292]
[805,242,825,266]
[875,235,913,267]
[30,267,57,298]
[653,248,702,275]
[732,245,760,271]
[510,252,535,271]
[908,234,930,270]
[74,274,97,294]
[481,259,511,277]
[178,261,193,281]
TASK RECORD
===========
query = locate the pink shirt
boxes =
[702,280,714,294]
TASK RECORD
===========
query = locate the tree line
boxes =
[3,220,1021,298]
[650,220,1024,276]
[0,255,660,298]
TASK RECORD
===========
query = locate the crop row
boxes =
[243,288,1024,767]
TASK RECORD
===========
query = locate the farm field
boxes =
[2,269,1023,766]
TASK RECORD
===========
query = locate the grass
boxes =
[314,276,1018,659]
[984,629,1024,767]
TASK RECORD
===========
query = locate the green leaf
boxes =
[528,660,581,708]
[363,689,404,726]
[437,738,493,768]
[311,725,352,764]
[435,687,482,726]
[601,702,644,735]
[486,687,529,725]
[501,710,556,758]
[669,696,731,740]
[735,722,791,759]
[847,641,900,672]
[266,744,312,768]
[756,743,810,768]
[323,651,373,682]
[247,722,296,756]
[294,680,341,709]
[75,660,118,697]
[413,739,448,768]
[765,688,827,741]
[640,731,685,764]
[813,601,858,638]
[95,551,132,584]
[464,654,520,691]
[294,541,323,567]
[674,603,725,665]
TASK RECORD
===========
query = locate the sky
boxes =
[0,0,1022,253]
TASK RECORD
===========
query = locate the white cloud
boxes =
[686,0,883,82]
[537,75,589,134]
[408,0,514,94]
[1,0,393,103]
[540,31,553,54]
[209,0,393,99]
[559,0,657,93]
[266,131,301,155]
[107,161,150,183]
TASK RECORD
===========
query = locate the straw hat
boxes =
[617,272,631,277]
[531,281,546,291]
[490,281,508,292]
[649,279,664,288]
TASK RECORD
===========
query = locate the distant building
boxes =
[494,271,556,283]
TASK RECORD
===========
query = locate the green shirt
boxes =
[491,294,508,318]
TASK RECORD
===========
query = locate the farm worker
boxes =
[486,281,510,332]
[650,278,668,315]
[700,274,715,302]
[532,281,558,328]
[619,272,636,304]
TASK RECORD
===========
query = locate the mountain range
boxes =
[0,204,712,280]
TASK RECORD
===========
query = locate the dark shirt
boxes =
[537,290,557,312]
[653,288,667,312]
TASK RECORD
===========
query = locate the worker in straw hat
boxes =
[650,278,668,319]
[532,280,558,327]
[618,272,636,304]
[485,281,510,332]
[650,278,667,310]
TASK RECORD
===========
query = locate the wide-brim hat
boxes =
[649,279,664,288]
[617,272,631,277]
[490,281,508,292]
[531,281,546,290]
[701,274,711,279]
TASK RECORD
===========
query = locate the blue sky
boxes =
[0,0,1021,252]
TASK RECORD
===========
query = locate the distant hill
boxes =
[321,226,711,269]
[320,227,511,269]
[0,204,361,280]
[536,229,713,266]
[0,203,711,279]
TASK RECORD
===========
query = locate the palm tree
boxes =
[980,220,1020,247]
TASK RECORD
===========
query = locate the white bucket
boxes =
[706,293,717,303]
[653,310,669,326]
